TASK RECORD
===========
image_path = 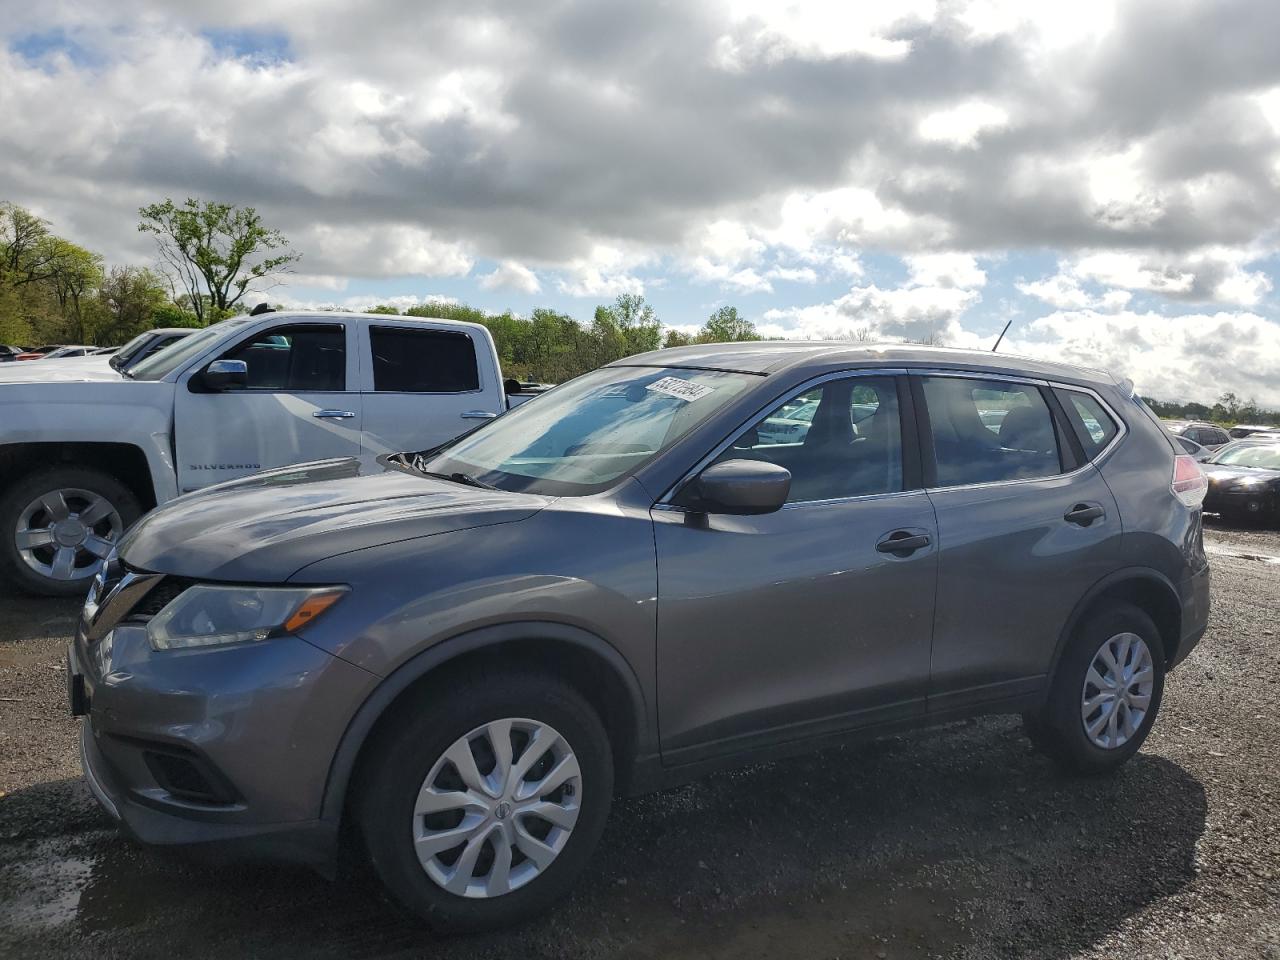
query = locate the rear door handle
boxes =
[1064,503,1106,526]
[876,530,931,555]
[461,410,498,420]
[313,409,355,419]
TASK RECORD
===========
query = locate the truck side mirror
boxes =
[201,359,249,391]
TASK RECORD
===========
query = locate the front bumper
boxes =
[1204,487,1275,517]
[68,587,378,868]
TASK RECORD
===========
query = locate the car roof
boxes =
[612,341,1122,387]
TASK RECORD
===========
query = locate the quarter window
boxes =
[714,376,903,502]
[370,327,479,393]
[220,324,346,391]
[922,376,1062,486]
[1056,389,1120,458]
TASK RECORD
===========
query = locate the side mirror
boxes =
[677,459,791,515]
[201,359,249,391]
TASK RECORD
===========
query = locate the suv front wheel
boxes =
[1026,602,1167,774]
[356,670,614,931]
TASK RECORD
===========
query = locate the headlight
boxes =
[1232,476,1262,488]
[146,585,347,651]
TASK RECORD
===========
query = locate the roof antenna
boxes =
[991,318,1013,352]
[249,302,274,316]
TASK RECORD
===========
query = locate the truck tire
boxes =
[1025,602,1166,775]
[356,669,613,931]
[0,467,142,597]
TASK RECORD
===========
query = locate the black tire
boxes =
[355,669,613,932]
[1025,603,1166,775]
[0,467,142,597]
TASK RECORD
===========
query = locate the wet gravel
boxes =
[1,522,1277,959]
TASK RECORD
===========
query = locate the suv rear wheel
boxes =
[0,467,142,596]
[356,670,613,931]
[1025,602,1166,774]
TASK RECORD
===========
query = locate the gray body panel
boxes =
[70,343,1210,869]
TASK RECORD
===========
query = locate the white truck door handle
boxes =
[461,410,498,419]
[313,409,356,419]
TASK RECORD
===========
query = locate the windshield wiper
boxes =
[417,468,499,490]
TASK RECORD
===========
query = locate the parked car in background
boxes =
[1173,435,1214,462]
[1202,441,1280,524]
[107,327,195,372]
[90,347,119,356]
[1164,420,1231,451]
[36,345,95,360]
[0,345,24,362]
[68,343,1210,930]
[15,344,65,360]
[1227,424,1280,439]
[0,311,545,595]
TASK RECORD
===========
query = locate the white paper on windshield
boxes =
[646,376,713,402]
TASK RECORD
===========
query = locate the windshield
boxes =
[109,331,152,370]
[1210,444,1280,469]
[421,365,757,495]
[129,319,252,380]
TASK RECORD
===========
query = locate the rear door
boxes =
[356,320,503,456]
[915,372,1122,713]
[653,372,938,764]
[173,321,362,492]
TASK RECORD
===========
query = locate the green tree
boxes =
[138,198,300,325]
[96,266,169,342]
[44,239,104,342]
[700,305,758,342]
[663,329,695,348]
[367,304,401,315]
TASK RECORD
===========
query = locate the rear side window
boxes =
[921,376,1062,486]
[1056,389,1120,459]
[370,327,479,393]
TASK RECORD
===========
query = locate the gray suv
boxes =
[68,343,1211,930]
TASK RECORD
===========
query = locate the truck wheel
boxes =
[356,670,613,931]
[1025,603,1166,775]
[0,468,142,597]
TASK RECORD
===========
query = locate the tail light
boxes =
[1172,454,1207,507]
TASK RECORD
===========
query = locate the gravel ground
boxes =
[1,520,1277,959]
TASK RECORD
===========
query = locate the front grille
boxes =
[124,576,196,622]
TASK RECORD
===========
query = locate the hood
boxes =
[118,458,552,581]
[0,357,122,383]
[1203,465,1280,486]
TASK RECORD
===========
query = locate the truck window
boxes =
[221,324,346,391]
[370,327,480,393]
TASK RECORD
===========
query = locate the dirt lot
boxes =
[1,520,1277,959]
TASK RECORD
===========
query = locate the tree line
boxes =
[0,198,760,383]
[1144,392,1280,428]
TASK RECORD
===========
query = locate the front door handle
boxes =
[876,530,931,555]
[313,409,356,419]
[1064,503,1106,526]
[461,410,498,420]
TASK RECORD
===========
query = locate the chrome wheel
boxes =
[413,718,582,899]
[15,488,123,583]
[1081,631,1154,749]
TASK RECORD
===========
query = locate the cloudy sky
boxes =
[3,0,1280,404]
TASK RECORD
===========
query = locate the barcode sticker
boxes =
[646,376,713,402]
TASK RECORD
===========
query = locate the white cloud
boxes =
[1015,309,1280,407]
[555,245,648,298]
[905,253,987,289]
[478,259,541,294]
[917,101,1010,148]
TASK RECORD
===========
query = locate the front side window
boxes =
[1057,389,1120,459]
[421,366,755,495]
[370,327,480,393]
[922,376,1062,487]
[220,324,346,391]
[714,376,903,502]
